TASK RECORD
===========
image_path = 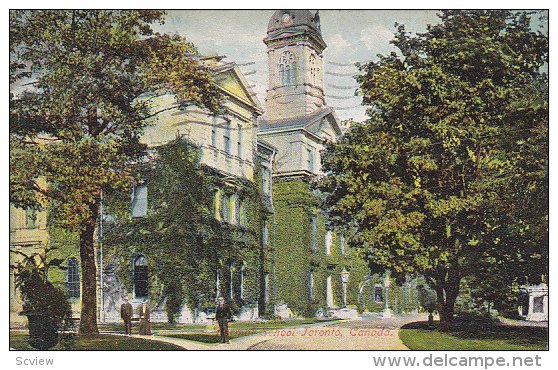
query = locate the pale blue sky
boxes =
[154,10,444,122]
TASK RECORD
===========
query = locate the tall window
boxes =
[223,120,231,154]
[309,54,317,84]
[325,231,333,256]
[262,166,272,195]
[131,185,147,218]
[234,196,241,226]
[211,115,218,147]
[311,214,317,252]
[307,147,314,172]
[133,255,148,299]
[66,257,80,299]
[308,269,315,300]
[340,235,346,256]
[221,194,231,222]
[262,221,269,245]
[237,124,243,159]
[25,208,37,229]
[279,51,296,85]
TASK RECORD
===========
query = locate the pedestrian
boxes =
[138,302,151,335]
[120,296,133,336]
[215,297,232,343]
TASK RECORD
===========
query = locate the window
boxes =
[279,51,296,85]
[308,269,315,300]
[262,221,269,245]
[237,124,243,159]
[221,193,231,222]
[133,255,149,299]
[264,274,269,303]
[25,208,37,229]
[223,120,231,154]
[325,231,333,255]
[309,54,317,84]
[66,257,80,299]
[234,196,241,226]
[307,147,314,172]
[311,214,317,252]
[211,116,218,147]
[374,286,384,302]
[240,263,245,299]
[131,185,148,218]
[262,166,272,195]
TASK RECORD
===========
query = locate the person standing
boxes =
[120,296,133,336]
[215,297,232,343]
[138,302,151,335]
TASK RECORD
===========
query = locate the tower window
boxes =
[309,54,317,84]
[279,51,296,85]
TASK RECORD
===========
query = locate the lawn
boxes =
[10,331,184,351]
[158,318,334,343]
[399,321,548,350]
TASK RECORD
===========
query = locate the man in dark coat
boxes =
[120,296,133,335]
[215,297,232,343]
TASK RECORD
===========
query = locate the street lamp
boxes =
[340,269,350,308]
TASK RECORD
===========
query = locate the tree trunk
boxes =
[435,267,461,332]
[78,203,99,335]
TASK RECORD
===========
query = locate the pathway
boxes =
[141,314,426,350]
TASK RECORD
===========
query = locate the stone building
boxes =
[257,10,369,318]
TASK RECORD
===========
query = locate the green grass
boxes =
[10,331,184,351]
[159,318,334,343]
[399,321,548,350]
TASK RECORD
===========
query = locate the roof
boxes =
[265,10,326,50]
[258,106,341,136]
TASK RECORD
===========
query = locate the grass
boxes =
[158,318,334,343]
[10,331,184,351]
[399,321,548,350]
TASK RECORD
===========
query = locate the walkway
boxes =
[141,314,426,350]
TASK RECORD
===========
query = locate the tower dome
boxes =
[265,10,325,49]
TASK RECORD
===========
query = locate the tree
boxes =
[10,10,221,334]
[317,10,547,330]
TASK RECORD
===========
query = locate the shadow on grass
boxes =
[400,320,548,349]
[10,331,184,351]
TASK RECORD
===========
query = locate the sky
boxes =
[153,10,444,122]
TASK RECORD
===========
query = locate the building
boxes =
[257,10,369,318]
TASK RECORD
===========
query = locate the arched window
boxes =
[309,54,316,84]
[66,257,80,299]
[133,255,148,299]
[278,51,296,85]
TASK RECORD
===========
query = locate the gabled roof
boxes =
[258,106,342,137]
[202,57,263,114]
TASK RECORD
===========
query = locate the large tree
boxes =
[10,10,221,334]
[317,10,547,330]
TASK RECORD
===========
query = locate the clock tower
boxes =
[264,10,326,121]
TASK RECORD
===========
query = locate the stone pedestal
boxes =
[526,284,548,322]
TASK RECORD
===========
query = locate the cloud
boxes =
[359,25,395,52]
[328,33,351,51]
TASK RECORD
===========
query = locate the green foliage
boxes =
[103,138,266,319]
[318,10,548,328]
[10,246,73,349]
[271,178,371,315]
[10,10,222,333]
